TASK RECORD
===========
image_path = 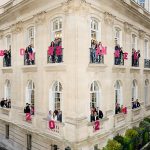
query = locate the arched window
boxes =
[6,34,11,50]
[132,34,137,50]
[114,81,122,105]
[91,18,99,41]
[114,27,122,46]
[90,81,100,108]
[144,79,149,105]
[4,80,11,99]
[25,80,35,105]
[49,81,62,112]
[27,26,35,48]
[52,17,62,41]
[144,39,149,59]
[132,80,138,100]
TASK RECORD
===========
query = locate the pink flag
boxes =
[123,52,128,60]
[134,52,138,60]
[56,46,62,56]
[94,120,100,131]
[29,52,35,60]
[48,46,54,56]
[49,120,55,129]
[26,113,31,121]
[96,47,101,56]
[102,46,107,55]
[114,50,120,58]
[20,48,25,56]
[0,50,4,56]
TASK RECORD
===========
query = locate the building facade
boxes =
[0,0,150,150]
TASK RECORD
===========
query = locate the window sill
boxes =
[0,107,10,116]
[21,65,37,72]
[132,107,141,112]
[88,63,107,72]
[88,117,109,126]
[44,63,66,71]
[145,105,150,111]
[112,65,126,71]
[130,67,141,70]
[143,68,150,71]
[2,67,13,73]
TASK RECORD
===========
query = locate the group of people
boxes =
[115,103,127,114]
[0,98,11,108]
[132,98,140,109]
[90,39,104,63]
[114,44,124,65]
[24,44,35,65]
[24,103,34,115]
[47,109,62,122]
[47,38,63,63]
[132,48,140,67]
[3,49,11,67]
[90,106,103,122]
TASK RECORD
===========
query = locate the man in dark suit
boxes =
[136,99,140,108]
[98,110,103,119]
[57,110,62,122]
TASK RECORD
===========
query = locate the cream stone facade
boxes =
[0,0,150,150]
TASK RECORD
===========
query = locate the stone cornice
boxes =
[10,21,23,34]
[104,12,116,25]
[33,11,46,25]
[124,22,133,34]
[0,30,4,39]
[138,29,146,39]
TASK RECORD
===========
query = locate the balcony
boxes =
[90,47,104,64]
[88,117,108,137]
[144,59,150,68]
[131,107,142,122]
[24,52,35,65]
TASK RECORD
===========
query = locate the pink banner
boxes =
[134,52,138,60]
[96,47,101,56]
[26,113,31,121]
[56,46,62,56]
[29,52,35,60]
[102,46,107,55]
[114,50,120,58]
[0,50,4,56]
[123,52,128,60]
[49,120,55,129]
[94,120,100,131]
[48,46,54,56]
[20,48,25,56]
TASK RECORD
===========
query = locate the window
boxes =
[114,27,122,46]
[144,79,149,105]
[27,134,32,150]
[132,80,138,100]
[132,34,137,50]
[26,80,35,105]
[139,0,145,7]
[52,18,62,41]
[49,81,62,111]
[5,125,9,139]
[91,18,99,41]
[90,81,100,108]
[6,35,11,50]
[27,27,35,48]
[114,81,122,105]
[4,80,11,99]
[144,39,149,59]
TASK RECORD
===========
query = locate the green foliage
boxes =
[114,135,124,146]
[125,129,138,139]
[144,117,150,123]
[103,139,123,150]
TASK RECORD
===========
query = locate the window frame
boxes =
[114,27,122,47]
[131,34,138,50]
[144,39,149,59]
[27,26,35,48]
[5,34,12,50]
[132,80,138,100]
[144,79,149,106]
[4,80,11,99]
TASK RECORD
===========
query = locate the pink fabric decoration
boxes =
[102,46,107,55]
[49,120,55,129]
[20,48,25,56]
[114,50,120,58]
[134,52,138,60]
[48,46,54,56]
[96,47,101,56]
[29,52,35,60]
[94,120,100,131]
[26,113,31,121]
[0,50,4,56]
[56,46,62,56]
[123,52,128,60]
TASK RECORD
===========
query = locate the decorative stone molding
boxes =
[34,11,46,25]
[104,12,116,25]
[11,21,23,34]
[124,22,133,34]
[62,0,89,13]
[139,29,146,39]
[0,30,4,39]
